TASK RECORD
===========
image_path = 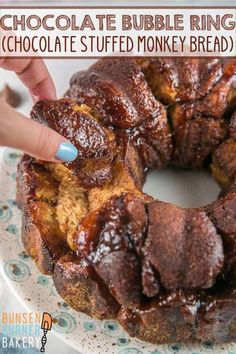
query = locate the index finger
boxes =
[0,57,57,101]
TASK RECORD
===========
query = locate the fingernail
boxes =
[55,142,78,162]
[32,94,40,103]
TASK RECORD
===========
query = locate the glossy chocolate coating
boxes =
[68,58,173,171]
[119,279,236,344]
[31,99,115,188]
[144,201,224,290]
[118,290,200,343]
[140,58,236,169]
[70,58,163,128]
[139,58,223,104]
[16,57,236,345]
[76,194,146,307]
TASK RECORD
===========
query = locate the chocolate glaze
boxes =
[144,201,224,290]
[119,278,236,343]
[31,99,115,188]
[17,57,236,344]
[68,58,173,172]
[139,58,224,104]
[140,58,236,169]
[76,194,146,307]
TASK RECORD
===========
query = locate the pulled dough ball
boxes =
[31,99,116,188]
[17,57,236,345]
[69,58,165,129]
[68,58,173,171]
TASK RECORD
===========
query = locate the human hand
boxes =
[0,57,78,162]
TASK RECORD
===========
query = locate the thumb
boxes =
[0,100,78,162]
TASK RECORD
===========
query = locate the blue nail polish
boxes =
[55,142,78,162]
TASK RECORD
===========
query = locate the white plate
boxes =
[0,147,235,354]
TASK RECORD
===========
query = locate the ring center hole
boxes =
[143,168,221,208]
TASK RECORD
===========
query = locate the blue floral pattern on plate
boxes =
[0,148,235,353]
